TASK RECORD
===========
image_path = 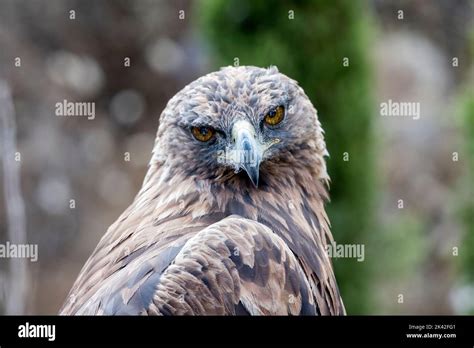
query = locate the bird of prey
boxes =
[60,66,345,315]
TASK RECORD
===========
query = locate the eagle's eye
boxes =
[191,126,215,142]
[264,106,285,126]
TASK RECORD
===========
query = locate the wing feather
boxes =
[62,215,322,315]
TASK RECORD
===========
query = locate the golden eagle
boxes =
[60,66,345,315]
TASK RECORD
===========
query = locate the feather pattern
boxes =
[60,66,345,316]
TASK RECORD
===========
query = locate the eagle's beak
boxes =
[231,120,262,187]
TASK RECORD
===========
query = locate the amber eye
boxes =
[191,126,215,142]
[264,106,285,126]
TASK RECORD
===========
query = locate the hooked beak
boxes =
[231,120,262,187]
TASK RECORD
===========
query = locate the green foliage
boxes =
[454,28,474,314]
[459,81,474,284]
[198,0,375,313]
[452,66,474,314]
[373,214,426,279]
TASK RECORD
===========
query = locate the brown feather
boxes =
[60,66,345,316]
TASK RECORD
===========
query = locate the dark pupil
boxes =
[268,110,276,118]
[200,127,208,135]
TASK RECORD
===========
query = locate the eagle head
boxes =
[151,65,328,190]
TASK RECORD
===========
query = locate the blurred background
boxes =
[0,0,473,315]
